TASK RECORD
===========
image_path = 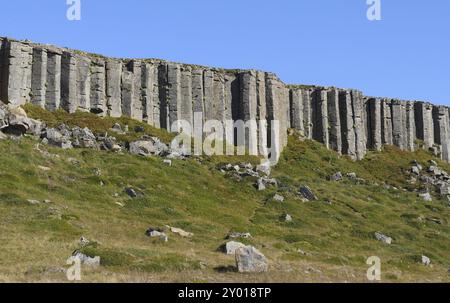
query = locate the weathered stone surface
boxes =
[351,90,366,160]
[415,102,434,149]
[61,52,78,113]
[374,232,392,244]
[45,50,62,111]
[105,59,122,117]
[433,106,450,162]
[4,41,33,105]
[312,89,329,148]
[367,98,382,151]
[180,66,193,125]
[225,241,246,255]
[141,63,155,125]
[235,246,268,273]
[31,47,47,108]
[290,88,304,133]
[167,63,181,129]
[72,251,101,267]
[339,90,357,159]
[391,99,407,150]
[121,60,142,120]
[381,98,393,145]
[327,89,342,153]
[76,56,91,112]
[299,185,318,201]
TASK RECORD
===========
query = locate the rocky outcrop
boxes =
[1,37,449,162]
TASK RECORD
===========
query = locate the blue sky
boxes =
[1,0,449,105]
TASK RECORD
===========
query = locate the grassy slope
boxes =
[0,108,448,282]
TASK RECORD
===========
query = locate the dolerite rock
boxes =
[45,128,73,149]
[235,246,268,273]
[129,138,168,157]
[72,251,101,267]
[224,241,246,255]
[299,186,318,201]
[145,228,168,242]
[411,166,421,175]
[0,105,7,129]
[374,232,392,244]
[256,162,271,176]
[110,123,124,134]
[228,232,252,239]
[272,194,285,202]
[329,172,343,181]
[100,136,121,152]
[419,192,432,202]
[256,178,266,191]
[421,255,431,266]
[125,187,138,198]
[72,127,97,149]
[281,214,293,222]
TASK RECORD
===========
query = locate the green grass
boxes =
[0,108,448,282]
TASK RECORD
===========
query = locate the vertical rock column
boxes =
[76,56,91,112]
[180,65,193,125]
[167,63,181,130]
[405,102,416,151]
[433,106,450,161]
[327,88,342,154]
[191,68,204,129]
[338,90,357,159]
[391,99,407,150]
[367,98,382,151]
[302,89,313,140]
[105,59,122,118]
[289,88,304,134]
[415,102,434,149]
[381,98,393,145]
[151,64,161,128]
[89,59,107,116]
[121,60,142,120]
[45,48,62,111]
[203,69,215,121]
[141,62,155,125]
[0,38,4,102]
[351,90,367,160]
[256,71,267,153]
[240,71,258,154]
[266,73,289,153]
[4,41,33,105]
[212,71,226,121]
[61,51,78,113]
[31,47,47,108]
[312,88,329,149]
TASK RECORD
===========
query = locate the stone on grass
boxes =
[72,251,101,267]
[419,192,432,202]
[145,227,168,242]
[228,232,252,239]
[272,194,285,202]
[374,232,392,245]
[329,172,343,181]
[421,255,431,266]
[125,187,138,198]
[299,186,318,201]
[224,241,246,255]
[166,226,193,238]
[235,246,268,273]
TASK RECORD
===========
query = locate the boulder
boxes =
[256,178,266,191]
[421,255,431,266]
[419,192,432,202]
[224,241,246,255]
[72,251,101,267]
[281,214,293,222]
[163,159,172,166]
[72,127,97,149]
[110,123,124,134]
[299,185,318,201]
[45,128,73,149]
[256,161,271,176]
[145,227,168,242]
[374,232,392,244]
[166,226,193,238]
[235,246,268,273]
[329,172,343,181]
[125,187,138,198]
[272,194,285,202]
[129,138,168,157]
[411,166,421,175]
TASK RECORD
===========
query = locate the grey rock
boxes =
[72,127,97,149]
[224,241,246,255]
[145,227,168,242]
[228,232,252,239]
[346,172,357,179]
[163,159,172,166]
[421,255,431,266]
[110,123,124,134]
[374,232,392,244]
[282,214,293,222]
[272,194,285,202]
[411,166,421,175]
[256,178,266,191]
[235,246,268,273]
[329,172,343,181]
[125,187,138,198]
[419,192,432,202]
[45,128,73,149]
[299,185,318,201]
[72,251,100,267]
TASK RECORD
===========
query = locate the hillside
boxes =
[0,105,449,282]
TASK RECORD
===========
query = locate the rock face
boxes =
[2,37,450,162]
[235,246,268,273]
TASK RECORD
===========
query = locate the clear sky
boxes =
[1,0,449,105]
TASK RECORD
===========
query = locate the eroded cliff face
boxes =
[0,37,449,161]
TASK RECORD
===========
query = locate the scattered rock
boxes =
[346,172,357,179]
[272,194,285,202]
[256,162,271,176]
[228,232,252,239]
[72,251,101,267]
[256,178,266,191]
[134,125,145,133]
[145,227,168,242]
[163,159,172,166]
[115,202,125,207]
[421,255,431,266]
[79,236,90,247]
[224,241,247,255]
[329,172,343,181]
[235,246,268,273]
[281,213,293,222]
[125,187,138,198]
[72,127,97,149]
[411,166,421,175]
[27,199,40,205]
[110,123,124,134]
[299,185,318,201]
[419,192,432,202]
[374,232,392,245]
[166,226,193,238]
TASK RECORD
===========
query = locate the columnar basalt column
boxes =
[433,106,450,161]
[212,71,226,121]
[289,88,304,134]
[351,90,366,160]
[180,65,193,125]
[327,88,342,153]
[61,51,78,113]
[151,63,161,128]
[405,102,416,151]
[191,68,204,119]
[301,89,313,140]
[415,102,435,149]
[45,49,62,111]
[391,99,407,150]
[338,90,357,159]
[203,69,215,121]
[4,41,33,105]
[0,38,5,101]
[105,59,123,118]
[141,62,155,126]
[31,47,47,108]
[381,98,393,145]
[76,56,91,112]
[367,98,382,151]
[312,88,329,149]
